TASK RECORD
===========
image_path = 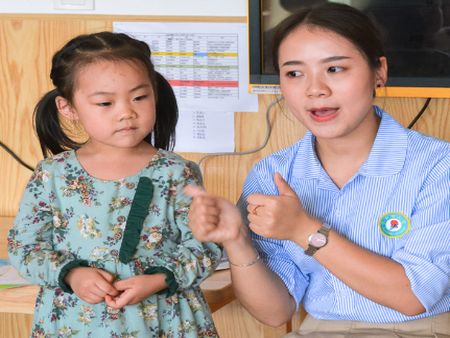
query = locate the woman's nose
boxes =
[305,75,331,98]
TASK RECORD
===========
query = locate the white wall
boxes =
[0,0,246,16]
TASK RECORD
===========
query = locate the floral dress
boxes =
[8,149,222,338]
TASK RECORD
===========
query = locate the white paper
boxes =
[0,260,30,288]
[113,21,259,112]
[174,111,234,153]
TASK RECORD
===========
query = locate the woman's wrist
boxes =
[293,216,323,249]
[228,253,261,268]
[223,227,259,266]
[222,222,250,250]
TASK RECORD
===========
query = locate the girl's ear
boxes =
[55,96,78,120]
[375,56,388,87]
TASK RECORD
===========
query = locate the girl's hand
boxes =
[65,267,119,304]
[247,173,315,243]
[184,185,242,245]
[104,274,166,309]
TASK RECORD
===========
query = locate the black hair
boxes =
[34,31,178,157]
[279,0,326,13]
[272,2,385,73]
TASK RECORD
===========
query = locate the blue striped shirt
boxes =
[237,106,449,323]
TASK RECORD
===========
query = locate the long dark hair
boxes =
[272,2,385,73]
[34,31,178,157]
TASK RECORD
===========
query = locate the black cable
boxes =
[0,141,35,172]
[407,98,431,129]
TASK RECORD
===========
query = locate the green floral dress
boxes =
[8,149,222,338]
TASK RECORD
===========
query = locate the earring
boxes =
[63,118,87,143]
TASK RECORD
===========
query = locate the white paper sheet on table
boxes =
[0,259,30,289]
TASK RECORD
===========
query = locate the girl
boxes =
[186,3,449,337]
[8,31,221,338]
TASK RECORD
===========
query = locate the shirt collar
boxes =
[292,106,408,180]
[359,106,408,176]
[292,131,323,180]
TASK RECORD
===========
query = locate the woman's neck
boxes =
[315,113,380,188]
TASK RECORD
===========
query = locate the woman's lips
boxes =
[309,107,339,122]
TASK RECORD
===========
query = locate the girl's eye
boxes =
[286,70,303,77]
[96,102,111,107]
[134,95,148,101]
[328,66,344,73]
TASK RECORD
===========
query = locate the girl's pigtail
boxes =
[33,89,80,158]
[150,72,178,151]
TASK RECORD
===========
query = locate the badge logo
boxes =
[378,212,410,238]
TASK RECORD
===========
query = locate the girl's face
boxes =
[278,25,387,142]
[59,59,156,151]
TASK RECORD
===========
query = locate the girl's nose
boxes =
[119,105,137,121]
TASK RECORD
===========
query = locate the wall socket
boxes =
[54,0,95,10]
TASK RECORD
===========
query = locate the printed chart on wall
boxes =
[113,22,259,153]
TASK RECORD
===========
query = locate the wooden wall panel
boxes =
[0,15,110,216]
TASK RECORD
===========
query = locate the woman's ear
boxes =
[375,56,388,87]
[55,96,77,120]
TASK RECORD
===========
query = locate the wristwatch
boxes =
[304,224,330,256]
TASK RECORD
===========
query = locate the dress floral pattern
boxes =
[8,149,222,338]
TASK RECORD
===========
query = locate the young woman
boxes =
[8,31,221,337]
[186,3,449,337]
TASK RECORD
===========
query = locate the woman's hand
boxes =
[104,274,166,309]
[65,267,119,304]
[184,185,243,245]
[247,173,317,245]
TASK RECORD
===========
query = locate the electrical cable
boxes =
[407,98,431,129]
[197,96,283,172]
[0,141,35,172]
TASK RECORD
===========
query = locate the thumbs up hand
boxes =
[274,172,297,197]
[247,173,312,242]
[184,185,243,245]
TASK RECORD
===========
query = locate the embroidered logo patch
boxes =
[378,212,410,238]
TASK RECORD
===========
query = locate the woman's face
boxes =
[278,25,387,142]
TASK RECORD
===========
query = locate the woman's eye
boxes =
[286,70,303,77]
[328,66,344,73]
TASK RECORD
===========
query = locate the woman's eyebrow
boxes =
[281,55,352,68]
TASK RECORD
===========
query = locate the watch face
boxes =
[309,233,327,247]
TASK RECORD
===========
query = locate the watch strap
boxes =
[304,243,319,256]
[318,225,330,237]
